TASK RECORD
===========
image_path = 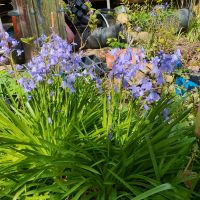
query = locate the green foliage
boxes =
[0,76,198,199]
[107,32,127,48]
[187,16,200,42]
[123,2,179,56]
[0,70,24,104]
[20,37,35,47]
[129,7,151,31]
[88,10,99,31]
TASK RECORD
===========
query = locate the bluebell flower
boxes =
[11,40,19,48]
[156,72,164,85]
[114,85,118,93]
[146,91,160,103]
[108,133,113,141]
[162,108,169,121]
[131,85,141,98]
[61,81,68,89]
[27,95,32,101]
[0,56,6,63]
[143,104,150,110]
[48,117,53,125]
[47,79,53,84]
[160,54,174,73]
[50,91,54,97]
[16,64,23,70]
[141,78,152,91]
[8,70,13,75]
[151,56,160,76]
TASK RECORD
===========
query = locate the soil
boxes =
[175,38,200,71]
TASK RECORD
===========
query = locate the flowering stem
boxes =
[10,53,17,78]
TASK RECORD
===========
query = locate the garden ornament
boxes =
[64,0,123,49]
[174,0,194,32]
[175,77,199,95]
[84,23,123,49]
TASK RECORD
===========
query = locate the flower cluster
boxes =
[107,48,181,107]
[17,34,100,93]
[3,32,181,109]
[0,32,23,64]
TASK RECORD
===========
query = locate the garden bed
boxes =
[0,0,200,199]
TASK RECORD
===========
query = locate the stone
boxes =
[116,13,128,24]
[128,31,152,43]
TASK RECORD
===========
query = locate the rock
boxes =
[128,31,152,42]
[188,66,200,72]
[165,75,174,83]
[177,8,193,28]
[167,8,194,33]
[116,13,128,24]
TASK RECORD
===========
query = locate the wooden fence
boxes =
[11,0,66,39]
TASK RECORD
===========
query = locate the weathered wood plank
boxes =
[11,0,66,38]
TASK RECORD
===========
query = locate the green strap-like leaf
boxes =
[131,183,172,200]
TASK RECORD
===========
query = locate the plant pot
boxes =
[65,23,75,43]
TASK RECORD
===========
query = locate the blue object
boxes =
[175,59,182,68]
[175,77,199,95]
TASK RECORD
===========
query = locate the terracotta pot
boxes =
[65,23,75,44]
[106,53,116,69]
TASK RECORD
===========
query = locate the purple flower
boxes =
[0,56,6,63]
[68,74,76,83]
[141,78,152,91]
[47,79,53,84]
[11,40,19,47]
[174,49,181,58]
[48,117,52,125]
[8,70,13,74]
[34,74,43,82]
[61,80,75,93]
[122,48,133,63]
[162,108,169,121]
[108,133,113,141]
[61,81,67,89]
[151,56,160,76]
[18,78,36,92]
[95,77,102,93]
[156,72,164,85]
[160,55,174,73]
[17,49,24,56]
[88,10,94,15]
[27,95,32,101]
[26,80,36,92]
[67,83,75,93]
[110,48,120,57]
[144,104,149,110]
[114,85,118,93]
[49,56,58,66]
[16,64,23,70]
[18,78,26,85]
[50,91,54,97]
[131,85,141,98]
[40,47,48,57]
[146,91,160,103]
